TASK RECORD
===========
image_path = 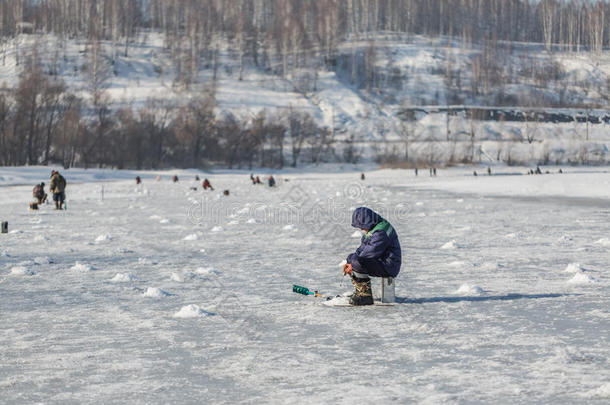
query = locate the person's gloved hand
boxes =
[342,263,352,276]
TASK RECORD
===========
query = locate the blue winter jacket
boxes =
[349,207,402,277]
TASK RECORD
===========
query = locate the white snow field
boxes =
[1,166,609,403]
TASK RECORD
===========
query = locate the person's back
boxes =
[50,171,66,209]
[33,183,47,203]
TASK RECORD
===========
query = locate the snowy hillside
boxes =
[2,32,610,165]
[1,166,609,402]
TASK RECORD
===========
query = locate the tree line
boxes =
[0,60,341,168]
[2,1,609,76]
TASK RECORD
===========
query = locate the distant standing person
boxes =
[202,178,214,190]
[33,182,47,204]
[433,167,437,176]
[268,175,276,187]
[135,176,141,184]
[487,167,492,176]
[49,170,67,210]
[414,168,418,176]
[172,175,179,183]
[361,173,365,180]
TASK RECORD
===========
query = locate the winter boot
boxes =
[349,275,373,306]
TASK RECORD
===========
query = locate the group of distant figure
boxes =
[250,173,276,187]
[132,173,277,196]
[473,166,564,176]
[411,168,437,177]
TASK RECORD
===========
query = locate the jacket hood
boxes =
[351,207,382,230]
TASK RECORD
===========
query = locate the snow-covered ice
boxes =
[0,166,608,403]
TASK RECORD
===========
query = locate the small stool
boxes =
[373,277,395,303]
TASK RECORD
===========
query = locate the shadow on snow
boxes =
[397,293,579,304]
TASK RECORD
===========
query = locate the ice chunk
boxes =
[183,233,200,241]
[455,284,484,295]
[70,262,96,271]
[567,273,598,285]
[563,263,584,273]
[95,234,113,242]
[440,240,460,250]
[110,273,137,282]
[33,256,53,265]
[142,287,170,297]
[9,266,35,276]
[594,238,610,247]
[173,304,214,318]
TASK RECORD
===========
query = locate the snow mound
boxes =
[34,235,49,242]
[33,256,53,265]
[440,240,460,250]
[594,238,610,247]
[173,304,214,318]
[586,383,610,399]
[110,273,137,282]
[70,262,96,271]
[171,272,186,282]
[149,215,162,220]
[142,287,171,297]
[415,202,424,206]
[557,235,573,243]
[210,226,224,232]
[504,232,524,239]
[183,233,200,241]
[246,218,261,224]
[282,224,298,231]
[138,257,157,265]
[448,260,467,268]
[95,234,113,242]
[9,266,35,276]
[227,220,239,226]
[455,284,484,295]
[564,263,585,273]
[478,262,502,271]
[195,267,222,276]
[9,229,23,234]
[159,218,171,224]
[351,230,362,238]
[567,273,599,285]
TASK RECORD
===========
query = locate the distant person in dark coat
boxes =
[342,207,402,306]
[268,175,276,187]
[33,182,47,204]
[49,170,67,210]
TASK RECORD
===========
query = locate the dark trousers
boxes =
[348,254,391,278]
